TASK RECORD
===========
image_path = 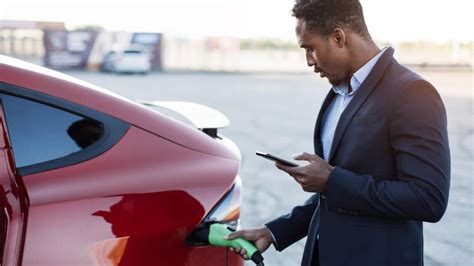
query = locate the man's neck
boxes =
[347,38,381,76]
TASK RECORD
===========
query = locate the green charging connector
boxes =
[209,223,263,262]
[187,223,264,266]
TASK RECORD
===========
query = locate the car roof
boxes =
[0,55,237,160]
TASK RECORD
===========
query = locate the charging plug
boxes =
[208,223,264,265]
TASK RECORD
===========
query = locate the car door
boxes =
[0,98,28,266]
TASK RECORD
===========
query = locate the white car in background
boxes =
[101,45,151,74]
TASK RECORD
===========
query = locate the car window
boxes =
[1,94,103,168]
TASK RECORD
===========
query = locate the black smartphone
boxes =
[255,151,299,167]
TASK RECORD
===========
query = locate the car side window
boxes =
[1,94,103,168]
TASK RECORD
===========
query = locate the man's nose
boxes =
[306,52,316,67]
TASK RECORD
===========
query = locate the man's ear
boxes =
[332,28,346,48]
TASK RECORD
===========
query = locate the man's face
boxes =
[296,19,350,86]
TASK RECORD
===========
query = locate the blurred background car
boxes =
[0,55,243,266]
[100,45,152,74]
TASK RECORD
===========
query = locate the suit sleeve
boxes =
[265,194,318,251]
[326,79,450,222]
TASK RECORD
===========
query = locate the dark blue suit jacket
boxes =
[266,47,450,266]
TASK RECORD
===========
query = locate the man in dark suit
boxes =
[226,0,450,265]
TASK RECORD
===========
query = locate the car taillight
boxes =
[204,176,242,230]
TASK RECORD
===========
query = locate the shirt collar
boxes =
[332,47,387,97]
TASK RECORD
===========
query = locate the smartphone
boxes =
[255,151,299,167]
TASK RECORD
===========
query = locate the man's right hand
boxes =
[224,226,274,260]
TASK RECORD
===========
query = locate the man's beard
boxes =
[327,73,351,87]
[328,76,345,87]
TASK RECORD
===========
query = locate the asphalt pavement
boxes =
[66,70,473,266]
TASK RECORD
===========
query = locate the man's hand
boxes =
[276,152,335,192]
[225,226,273,260]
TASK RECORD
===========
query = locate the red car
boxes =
[0,55,244,266]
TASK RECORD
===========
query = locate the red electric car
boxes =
[0,55,244,265]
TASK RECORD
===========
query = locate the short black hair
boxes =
[292,0,370,39]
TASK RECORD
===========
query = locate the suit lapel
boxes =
[313,89,336,158]
[328,47,394,162]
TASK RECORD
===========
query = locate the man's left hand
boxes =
[275,152,335,192]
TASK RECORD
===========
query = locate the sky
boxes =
[1,0,473,42]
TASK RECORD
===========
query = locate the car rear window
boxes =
[1,94,103,168]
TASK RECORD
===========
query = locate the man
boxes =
[226,0,451,265]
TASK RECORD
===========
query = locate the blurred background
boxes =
[0,0,472,72]
[1,0,473,265]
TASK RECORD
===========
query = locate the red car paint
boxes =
[0,55,245,266]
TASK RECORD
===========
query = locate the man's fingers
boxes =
[225,230,245,240]
[275,162,298,174]
[226,229,258,241]
[292,152,319,162]
[227,226,272,259]
[229,247,249,260]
